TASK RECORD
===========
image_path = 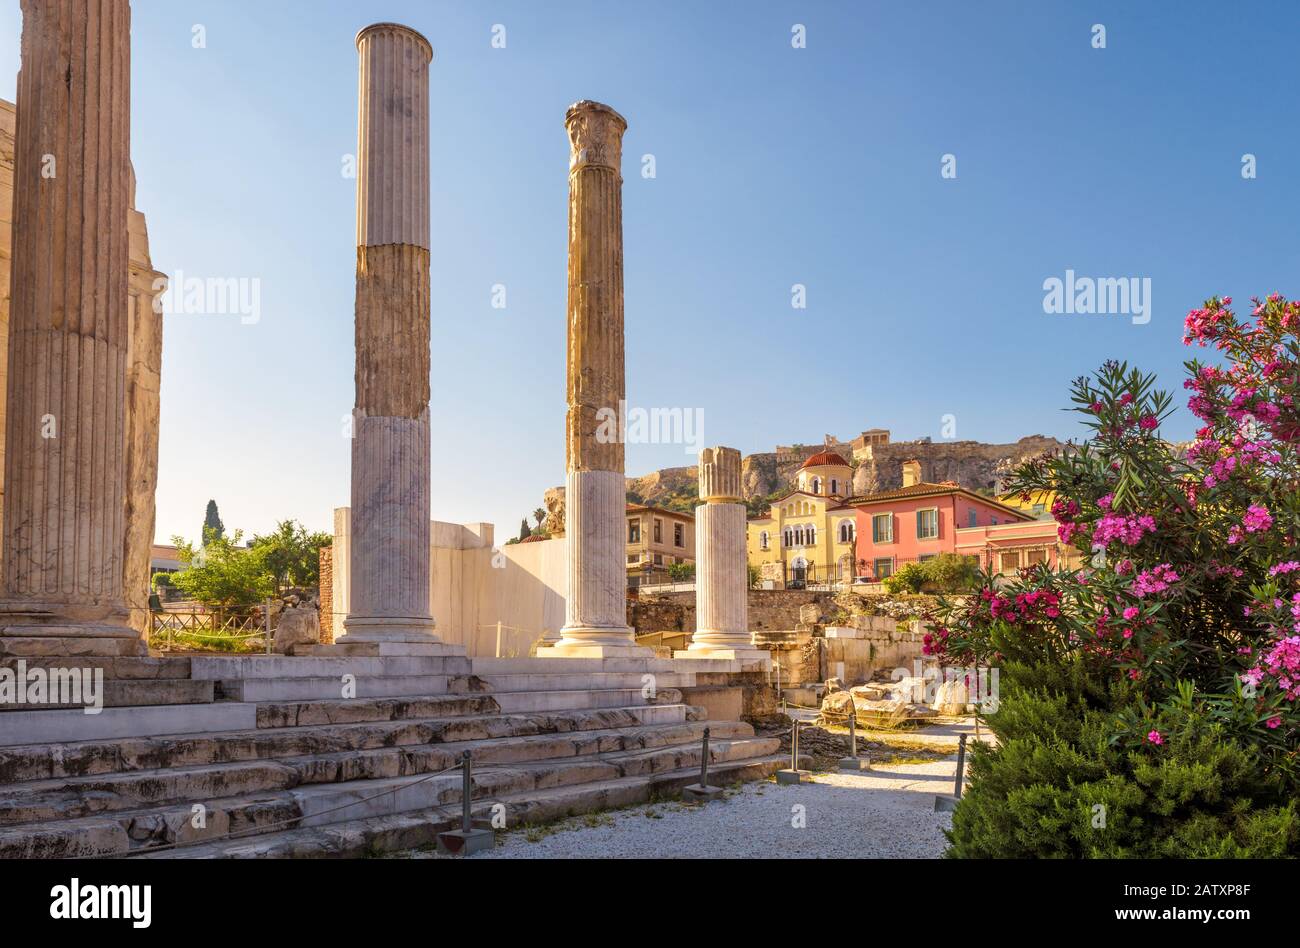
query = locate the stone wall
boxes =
[331,509,566,658]
[629,588,841,636]
[123,198,166,635]
[318,545,334,643]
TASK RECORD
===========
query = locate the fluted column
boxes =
[678,447,763,660]
[0,0,143,655]
[339,23,439,646]
[123,192,166,636]
[540,101,646,658]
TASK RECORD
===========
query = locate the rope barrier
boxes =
[107,702,729,859]
[108,760,466,858]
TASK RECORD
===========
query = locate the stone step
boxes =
[474,671,696,693]
[490,688,683,714]
[187,654,473,680]
[252,687,683,729]
[0,717,755,827]
[294,642,466,658]
[0,731,779,857]
[144,754,788,858]
[216,674,468,702]
[253,692,501,729]
[472,656,743,675]
[0,636,145,658]
[0,656,195,680]
[0,677,213,711]
[0,703,693,783]
[0,701,257,747]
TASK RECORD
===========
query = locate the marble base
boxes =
[674,646,770,666]
[337,615,439,645]
[301,641,466,658]
[0,614,146,657]
[436,827,495,856]
[536,639,654,659]
[681,783,726,803]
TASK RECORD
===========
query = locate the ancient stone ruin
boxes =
[0,7,782,860]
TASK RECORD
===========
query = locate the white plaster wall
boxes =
[332,507,570,657]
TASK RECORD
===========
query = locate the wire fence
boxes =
[149,604,275,654]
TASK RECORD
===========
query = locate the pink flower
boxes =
[1146,730,1164,745]
[1093,513,1157,549]
[1131,564,1180,599]
[1266,717,1282,729]
[1243,504,1273,534]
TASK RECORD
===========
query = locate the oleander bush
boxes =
[932,294,1300,858]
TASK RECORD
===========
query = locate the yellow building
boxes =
[746,451,859,587]
[998,489,1057,520]
[626,504,695,587]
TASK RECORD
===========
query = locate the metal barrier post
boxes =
[682,726,724,802]
[954,733,968,799]
[935,732,968,811]
[777,720,804,784]
[437,750,494,856]
[838,704,870,770]
[460,750,473,833]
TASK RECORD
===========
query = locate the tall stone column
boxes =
[677,448,765,662]
[338,23,441,650]
[123,188,166,636]
[0,0,143,656]
[539,101,646,658]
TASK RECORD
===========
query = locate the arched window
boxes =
[760,531,769,550]
[830,479,838,495]
[811,477,821,495]
[783,529,793,547]
[839,520,855,543]
[806,525,816,545]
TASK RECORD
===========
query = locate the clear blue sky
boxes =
[1,1,1296,545]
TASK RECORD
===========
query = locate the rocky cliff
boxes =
[541,434,1068,530]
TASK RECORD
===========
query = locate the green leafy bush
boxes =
[932,294,1300,858]
[884,562,926,594]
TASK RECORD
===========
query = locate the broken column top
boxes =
[566,101,627,173]
[355,22,433,58]
[699,446,742,503]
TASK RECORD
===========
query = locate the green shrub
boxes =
[933,293,1300,858]
[884,562,926,594]
[919,553,979,593]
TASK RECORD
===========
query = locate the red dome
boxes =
[800,451,850,470]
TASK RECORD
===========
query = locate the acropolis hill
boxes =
[544,434,1067,524]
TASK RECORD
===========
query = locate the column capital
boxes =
[566,100,627,174]
[699,446,743,504]
[355,22,433,61]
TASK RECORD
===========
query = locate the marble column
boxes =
[123,185,166,636]
[677,447,765,661]
[0,0,143,656]
[0,100,15,546]
[338,23,440,648]
[539,101,646,658]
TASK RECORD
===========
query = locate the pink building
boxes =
[850,460,1034,580]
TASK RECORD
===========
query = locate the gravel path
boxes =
[409,757,958,859]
